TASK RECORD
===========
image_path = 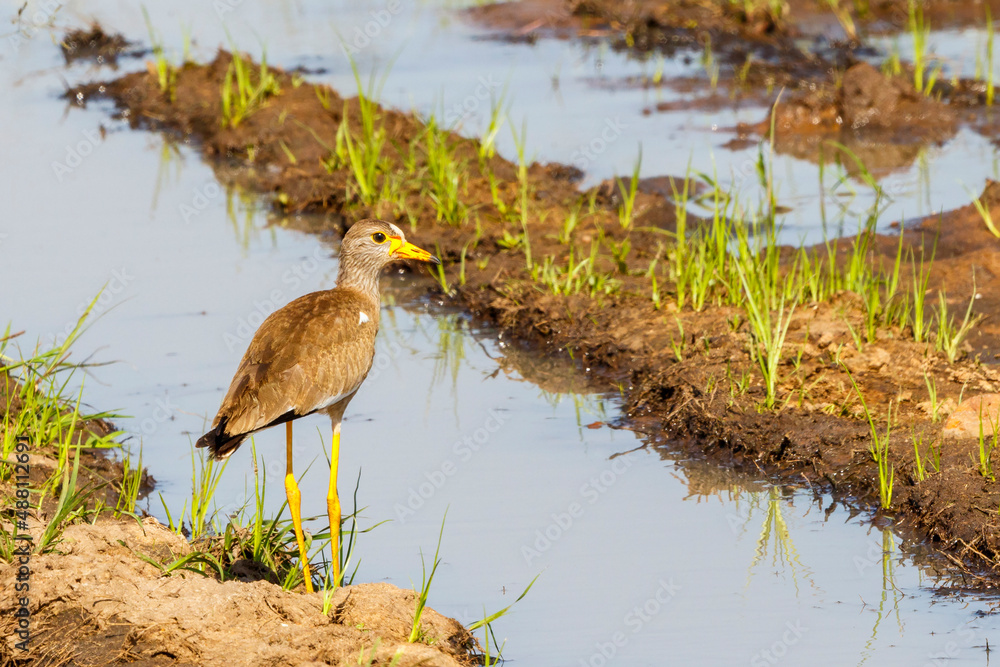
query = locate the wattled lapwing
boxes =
[197,219,440,591]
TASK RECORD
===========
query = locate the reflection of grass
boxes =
[537,388,609,427]
[858,528,904,666]
[152,138,183,211]
[429,315,467,400]
[988,6,996,106]
[745,487,816,595]
[225,185,276,251]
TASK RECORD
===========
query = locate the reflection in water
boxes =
[858,528,906,667]
[542,390,612,440]
[743,487,818,597]
[427,313,468,417]
[148,135,280,252]
[916,147,932,215]
[225,185,277,251]
[569,393,609,434]
[397,310,615,434]
[152,138,184,212]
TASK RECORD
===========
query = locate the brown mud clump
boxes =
[754,62,958,175]
[60,24,133,67]
[0,519,474,666]
[63,33,1000,590]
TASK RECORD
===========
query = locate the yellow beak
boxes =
[389,237,441,264]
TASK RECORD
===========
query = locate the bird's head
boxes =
[341,218,441,268]
[336,219,441,295]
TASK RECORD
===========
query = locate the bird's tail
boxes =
[195,419,247,460]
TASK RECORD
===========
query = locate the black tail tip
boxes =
[196,425,245,460]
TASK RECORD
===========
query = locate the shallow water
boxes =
[3,0,1000,664]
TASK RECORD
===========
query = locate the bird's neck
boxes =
[335,256,382,305]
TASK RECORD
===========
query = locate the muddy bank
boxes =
[0,519,473,666]
[466,0,1000,66]
[65,37,1000,589]
[467,0,1000,176]
[468,0,1000,46]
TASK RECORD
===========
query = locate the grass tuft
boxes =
[221,43,280,129]
[409,510,447,643]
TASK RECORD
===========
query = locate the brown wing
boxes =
[203,289,379,450]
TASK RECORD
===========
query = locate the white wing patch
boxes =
[359,311,370,324]
[311,387,358,414]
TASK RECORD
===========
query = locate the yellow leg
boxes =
[327,422,342,586]
[284,421,314,593]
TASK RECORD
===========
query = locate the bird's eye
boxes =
[371,232,387,244]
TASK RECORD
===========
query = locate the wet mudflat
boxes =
[5,0,1000,665]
